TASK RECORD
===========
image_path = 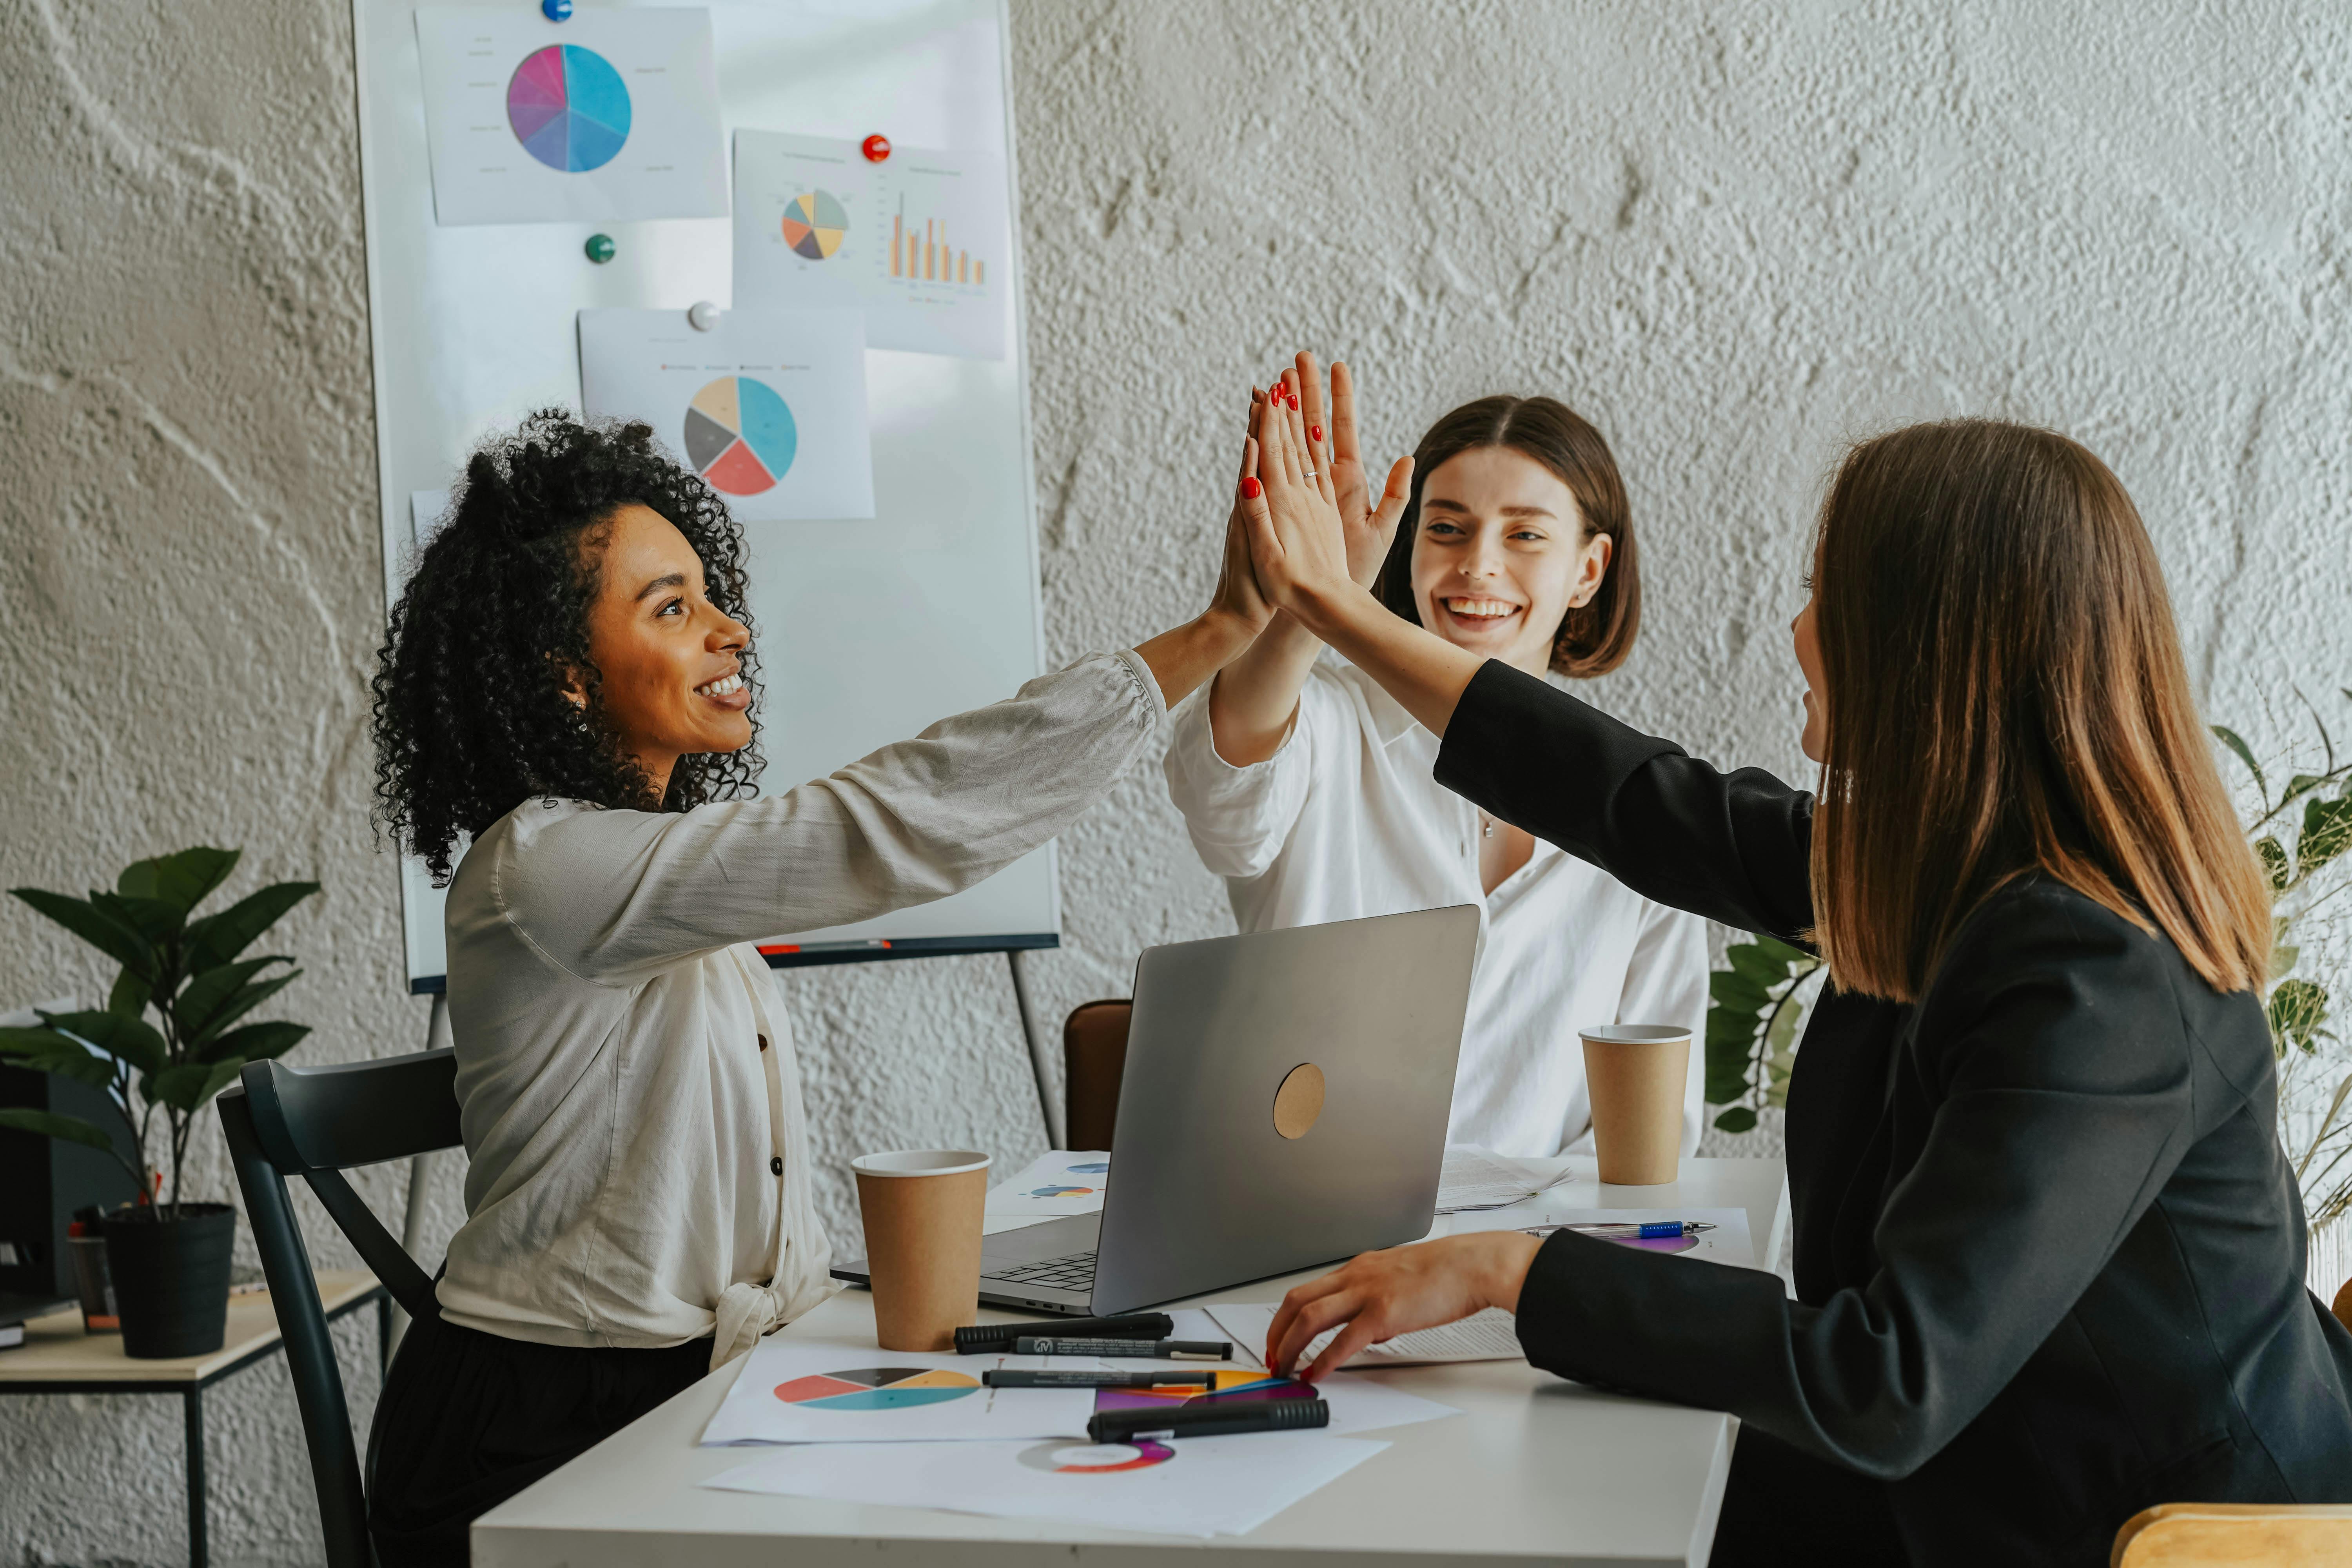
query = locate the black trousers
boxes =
[1710,1426,1910,1567]
[368,1309,712,1567]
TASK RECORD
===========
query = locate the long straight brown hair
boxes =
[1809,419,2269,1002]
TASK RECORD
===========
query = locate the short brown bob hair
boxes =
[1373,396,1639,678]
[1809,418,2270,1003]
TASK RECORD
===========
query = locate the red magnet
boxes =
[862,133,892,163]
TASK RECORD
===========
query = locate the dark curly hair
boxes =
[370,410,761,883]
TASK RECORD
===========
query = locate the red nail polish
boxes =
[1310,425,1323,441]
[1242,477,1262,499]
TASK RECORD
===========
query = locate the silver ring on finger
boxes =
[1301,466,1316,478]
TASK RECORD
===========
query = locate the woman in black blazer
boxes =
[1227,388,2352,1567]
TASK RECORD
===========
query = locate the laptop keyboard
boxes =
[982,1249,1097,1291]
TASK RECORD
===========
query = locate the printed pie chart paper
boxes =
[414,7,725,226]
[579,307,874,522]
[700,1334,1091,1445]
[702,1432,1390,1539]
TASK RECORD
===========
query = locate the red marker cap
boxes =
[862,133,892,163]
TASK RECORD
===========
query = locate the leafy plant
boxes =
[0,846,319,1219]
[1700,687,2352,1230]
[1704,933,1821,1134]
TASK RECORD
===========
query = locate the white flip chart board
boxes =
[353,0,1053,991]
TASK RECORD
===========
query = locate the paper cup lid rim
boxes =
[850,1149,993,1178]
[1579,1024,1694,1044]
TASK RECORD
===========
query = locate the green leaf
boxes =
[106,968,152,1020]
[1708,970,1772,1016]
[1711,1106,1759,1134]
[0,1108,120,1154]
[181,969,299,1049]
[1726,943,1791,989]
[183,881,319,972]
[8,887,156,978]
[2269,978,2329,1055]
[2212,726,2266,796]
[2298,797,2352,877]
[2272,945,2301,982]
[2257,836,2291,892]
[117,847,240,915]
[196,1020,310,1066]
[88,891,185,947]
[172,956,291,1043]
[1751,933,1815,966]
[146,1060,246,1113]
[2283,774,2327,807]
[0,1027,118,1092]
[38,1009,169,1076]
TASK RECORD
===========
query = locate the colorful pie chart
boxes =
[506,45,631,173]
[684,376,797,496]
[1026,1184,1095,1198]
[773,1367,980,1411]
[1018,1439,1176,1474]
[782,190,850,260]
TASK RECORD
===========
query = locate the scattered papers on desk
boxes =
[985,1149,1112,1217]
[1437,1145,1574,1212]
[1208,1303,1524,1370]
[700,1334,1090,1445]
[1468,1206,1757,1269]
[704,1432,1388,1539]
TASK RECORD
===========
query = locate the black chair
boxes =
[218,1050,461,1568]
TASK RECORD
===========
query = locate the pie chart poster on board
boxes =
[413,7,726,226]
[735,130,1010,360]
[578,307,875,522]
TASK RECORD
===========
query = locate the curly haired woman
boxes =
[365,410,1270,1564]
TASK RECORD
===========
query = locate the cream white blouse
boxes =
[1164,654,1708,1160]
[436,651,1167,1368]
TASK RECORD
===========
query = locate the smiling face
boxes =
[573,502,753,798]
[1409,447,1612,676]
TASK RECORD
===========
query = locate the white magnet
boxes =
[687,301,722,332]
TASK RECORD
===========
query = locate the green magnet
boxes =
[584,234,616,265]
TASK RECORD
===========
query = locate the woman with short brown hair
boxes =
[1165,357,1707,1160]
[1230,399,2352,1566]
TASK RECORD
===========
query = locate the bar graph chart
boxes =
[890,201,987,287]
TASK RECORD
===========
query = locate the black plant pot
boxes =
[100,1203,236,1358]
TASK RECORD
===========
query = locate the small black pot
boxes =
[99,1203,236,1358]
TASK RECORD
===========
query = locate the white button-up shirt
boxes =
[437,651,1166,1367]
[1164,655,1708,1159]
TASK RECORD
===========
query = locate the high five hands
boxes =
[1234,354,1415,626]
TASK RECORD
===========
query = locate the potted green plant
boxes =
[0,847,318,1357]
[1702,690,2352,1252]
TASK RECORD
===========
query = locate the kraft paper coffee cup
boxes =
[1579,1025,1691,1186]
[851,1149,991,1352]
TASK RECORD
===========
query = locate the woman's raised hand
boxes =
[1298,355,1415,589]
[1239,362,1405,628]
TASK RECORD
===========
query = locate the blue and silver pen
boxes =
[1526,1220,1716,1240]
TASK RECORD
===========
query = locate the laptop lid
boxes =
[1087,905,1480,1314]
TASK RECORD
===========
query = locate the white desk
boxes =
[475,1157,1788,1568]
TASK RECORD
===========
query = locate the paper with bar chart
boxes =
[733,130,1009,359]
[578,307,874,521]
[699,1335,1092,1445]
[413,8,725,226]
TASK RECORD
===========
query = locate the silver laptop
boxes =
[832,906,1479,1314]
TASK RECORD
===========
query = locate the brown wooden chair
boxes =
[2110,1503,2352,1565]
[1062,999,1132,1151]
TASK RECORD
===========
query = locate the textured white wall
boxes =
[4,0,2348,1561]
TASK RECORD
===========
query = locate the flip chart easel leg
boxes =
[1007,949,1065,1151]
[388,992,450,1353]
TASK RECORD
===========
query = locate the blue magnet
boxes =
[541,0,572,20]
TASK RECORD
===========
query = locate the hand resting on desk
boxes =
[1267,1231,1544,1382]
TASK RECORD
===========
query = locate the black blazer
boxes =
[1434,661,2352,1568]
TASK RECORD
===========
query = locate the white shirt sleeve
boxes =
[1615,900,1714,1156]
[494,650,1166,984]
[1161,681,1321,879]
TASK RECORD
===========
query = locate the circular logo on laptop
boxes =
[1272,1062,1325,1139]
